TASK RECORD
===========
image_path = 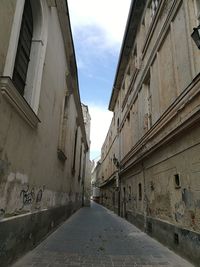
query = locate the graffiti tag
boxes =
[20,185,35,208]
[36,189,43,203]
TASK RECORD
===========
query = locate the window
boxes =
[143,72,152,132]
[122,81,125,90]
[150,0,160,21]
[128,186,131,201]
[72,128,78,174]
[147,222,153,234]
[144,0,160,32]
[196,1,200,22]
[174,173,181,189]
[58,93,70,162]
[174,233,179,245]
[1,0,48,127]
[150,181,154,191]
[138,183,142,201]
[78,144,82,182]
[117,118,119,128]
[127,112,130,123]
[13,0,33,96]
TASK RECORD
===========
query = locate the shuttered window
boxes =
[13,0,33,96]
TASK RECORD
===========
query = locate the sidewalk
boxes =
[12,202,193,267]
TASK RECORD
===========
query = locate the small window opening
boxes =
[13,0,33,96]
[122,81,125,90]
[128,186,131,201]
[174,233,179,245]
[174,174,181,188]
[150,181,154,191]
[147,222,153,233]
[139,183,142,201]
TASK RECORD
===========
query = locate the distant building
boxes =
[82,103,92,206]
[91,160,101,202]
[99,0,200,265]
[0,0,89,266]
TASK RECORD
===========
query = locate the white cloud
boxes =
[68,0,131,50]
[88,104,113,160]
[67,1,130,160]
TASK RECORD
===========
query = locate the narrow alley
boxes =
[12,202,193,267]
[1,0,200,266]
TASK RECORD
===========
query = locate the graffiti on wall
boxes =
[36,189,43,203]
[20,185,35,207]
[20,185,45,209]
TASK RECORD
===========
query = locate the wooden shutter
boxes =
[13,0,33,96]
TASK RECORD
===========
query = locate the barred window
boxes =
[13,0,33,96]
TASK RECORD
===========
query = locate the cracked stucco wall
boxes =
[0,3,84,220]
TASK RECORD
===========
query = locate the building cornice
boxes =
[120,73,200,175]
[56,0,89,151]
[99,171,118,188]
[108,0,146,111]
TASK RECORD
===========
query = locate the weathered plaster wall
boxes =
[100,0,200,265]
[0,5,83,217]
[0,2,87,265]
[0,0,16,75]
[144,125,200,233]
[109,124,200,266]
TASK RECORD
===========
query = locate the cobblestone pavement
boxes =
[12,202,193,267]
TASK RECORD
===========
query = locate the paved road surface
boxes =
[12,202,193,267]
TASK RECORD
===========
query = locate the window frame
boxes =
[0,0,48,128]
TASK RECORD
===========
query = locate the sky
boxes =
[67,0,132,161]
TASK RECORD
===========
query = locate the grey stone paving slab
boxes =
[12,202,194,267]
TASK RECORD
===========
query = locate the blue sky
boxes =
[68,0,132,160]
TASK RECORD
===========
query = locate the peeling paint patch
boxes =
[7,173,15,182]
[16,173,28,184]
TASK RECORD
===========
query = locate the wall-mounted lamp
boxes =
[191,25,200,49]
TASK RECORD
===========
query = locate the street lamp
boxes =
[191,25,200,49]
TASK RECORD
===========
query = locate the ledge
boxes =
[120,73,200,173]
[0,77,40,128]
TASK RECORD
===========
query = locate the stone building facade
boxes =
[99,0,200,265]
[91,160,101,202]
[81,103,92,206]
[0,0,89,265]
